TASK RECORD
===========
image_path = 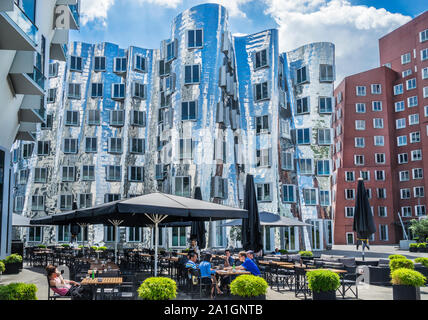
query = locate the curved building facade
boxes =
[12,3,335,252]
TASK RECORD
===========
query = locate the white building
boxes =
[0,0,78,259]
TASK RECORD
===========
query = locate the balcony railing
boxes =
[27,66,45,91]
[4,1,38,47]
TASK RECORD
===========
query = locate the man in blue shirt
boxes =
[185,252,199,269]
[236,251,261,276]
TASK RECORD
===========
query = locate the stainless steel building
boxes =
[13,3,335,252]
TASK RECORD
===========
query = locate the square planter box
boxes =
[393,285,421,300]
[4,263,21,275]
[312,290,336,300]
[231,294,266,300]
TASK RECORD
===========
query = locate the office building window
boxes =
[394,84,403,95]
[296,66,309,84]
[296,97,310,114]
[282,185,295,203]
[375,153,385,164]
[371,84,381,94]
[256,183,272,202]
[356,86,366,96]
[319,64,334,82]
[63,139,78,154]
[372,101,382,111]
[128,166,144,182]
[82,165,95,181]
[319,97,332,113]
[355,103,366,113]
[298,159,313,174]
[254,49,268,69]
[70,56,82,72]
[395,101,405,112]
[175,176,191,197]
[182,101,197,121]
[85,137,97,153]
[254,82,269,101]
[88,110,100,125]
[61,166,75,182]
[78,194,93,209]
[184,64,200,84]
[106,165,121,181]
[355,137,365,148]
[94,56,106,72]
[129,138,145,154]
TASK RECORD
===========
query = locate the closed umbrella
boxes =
[241,175,263,252]
[353,178,376,261]
[190,187,206,249]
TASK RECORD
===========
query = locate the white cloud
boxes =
[80,0,115,27]
[134,0,182,8]
[264,0,412,83]
[207,0,253,17]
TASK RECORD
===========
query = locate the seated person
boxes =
[273,248,281,255]
[189,239,200,257]
[220,249,235,291]
[246,250,260,268]
[235,251,261,276]
[46,265,90,299]
[223,249,234,267]
[199,253,223,298]
[185,252,199,270]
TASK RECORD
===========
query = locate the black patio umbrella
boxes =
[190,187,206,249]
[353,178,376,260]
[241,175,263,252]
[31,192,247,275]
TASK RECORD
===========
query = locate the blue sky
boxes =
[73,0,425,82]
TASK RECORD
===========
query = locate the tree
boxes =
[409,219,428,242]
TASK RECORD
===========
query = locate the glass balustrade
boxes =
[4,1,38,47]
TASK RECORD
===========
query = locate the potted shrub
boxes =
[138,277,177,300]
[90,246,98,251]
[391,268,426,300]
[417,243,427,253]
[389,259,414,273]
[230,275,268,300]
[299,250,314,263]
[415,257,428,269]
[307,269,340,300]
[37,244,47,249]
[3,254,23,275]
[0,283,38,300]
[388,254,406,260]
[279,249,288,255]
[0,261,5,281]
[98,246,108,251]
[409,243,418,252]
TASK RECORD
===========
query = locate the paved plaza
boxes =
[2,245,426,301]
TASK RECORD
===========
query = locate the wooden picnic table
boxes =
[215,269,250,276]
[259,260,293,265]
[81,277,123,285]
[305,268,347,274]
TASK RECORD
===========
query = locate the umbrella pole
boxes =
[154,222,158,277]
[145,214,167,277]
[108,219,124,265]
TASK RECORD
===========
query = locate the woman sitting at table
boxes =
[199,253,223,299]
[235,251,261,276]
[46,265,91,300]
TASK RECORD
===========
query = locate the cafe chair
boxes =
[337,266,359,299]
[117,282,137,300]
[46,277,71,300]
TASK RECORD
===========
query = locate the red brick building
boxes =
[333,11,428,245]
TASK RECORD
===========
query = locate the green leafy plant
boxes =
[391,268,426,287]
[230,275,268,298]
[389,258,414,272]
[389,254,407,260]
[137,277,177,300]
[415,257,428,268]
[298,251,313,257]
[279,249,288,254]
[91,246,98,250]
[0,261,5,273]
[409,219,428,243]
[409,243,418,248]
[417,243,426,248]
[78,245,89,249]
[307,270,340,293]
[37,245,47,249]
[98,246,107,251]
[0,283,38,300]
[4,254,23,264]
